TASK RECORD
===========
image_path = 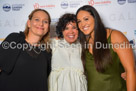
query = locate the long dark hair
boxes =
[76,5,112,72]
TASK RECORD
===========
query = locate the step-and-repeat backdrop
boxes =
[0,0,136,60]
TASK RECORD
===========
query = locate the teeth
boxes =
[68,35,74,38]
[83,27,88,30]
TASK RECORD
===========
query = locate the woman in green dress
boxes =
[76,5,135,91]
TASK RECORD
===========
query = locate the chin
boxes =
[83,33,89,35]
[69,40,77,44]
[84,31,91,35]
[38,31,47,35]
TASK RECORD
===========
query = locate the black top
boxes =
[0,32,51,91]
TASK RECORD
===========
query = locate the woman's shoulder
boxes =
[110,29,128,43]
[50,37,59,40]
[50,37,61,43]
[50,37,58,41]
[6,32,20,39]
[4,32,25,42]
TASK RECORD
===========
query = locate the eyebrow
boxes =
[33,16,48,20]
[77,15,90,20]
[83,16,90,18]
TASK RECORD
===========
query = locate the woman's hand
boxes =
[121,72,126,80]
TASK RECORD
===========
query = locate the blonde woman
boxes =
[0,9,51,91]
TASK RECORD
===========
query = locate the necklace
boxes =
[25,37,42,54]
[32,47,41,54]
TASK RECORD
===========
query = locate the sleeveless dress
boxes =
[48,39,87,91]
[85,32,126,91]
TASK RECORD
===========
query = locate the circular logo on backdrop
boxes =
[3,3,11,12]
[61,1,68,9]
[117,0,126,5]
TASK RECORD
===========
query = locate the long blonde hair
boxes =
[24,9,51,52]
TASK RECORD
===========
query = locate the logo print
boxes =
[129,39,135,47]
[3,4,11,12]
[134,30,136,36]
[118,0,126,5]
[88,0,94,6]
[61,1,68,9]
[128,0,136,3]
[33,3,40,9]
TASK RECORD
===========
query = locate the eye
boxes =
[65,27,69,30]
[35,18,39,21]
[77,20,81,24]
[72,26,77,29]
[43,20,48,24]
[84,18,88,21]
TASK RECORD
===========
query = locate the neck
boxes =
[25,33,42,46]
[86,30,94,42]
[90,30,94,40]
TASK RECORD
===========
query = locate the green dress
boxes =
[85,33,126,91]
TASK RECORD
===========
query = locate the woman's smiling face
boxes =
[27,11,50,37]
[62,22,78,44]
[77,10,95,35]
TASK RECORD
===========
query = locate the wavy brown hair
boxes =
[24,9,51,52]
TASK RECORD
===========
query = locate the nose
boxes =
[78,21,85,29]
[81,21,86,27]
[39,21,44,26]
[69,28,74,33]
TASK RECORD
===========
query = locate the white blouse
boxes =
[48,38,87,91]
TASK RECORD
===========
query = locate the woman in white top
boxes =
[48,13,87,91]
